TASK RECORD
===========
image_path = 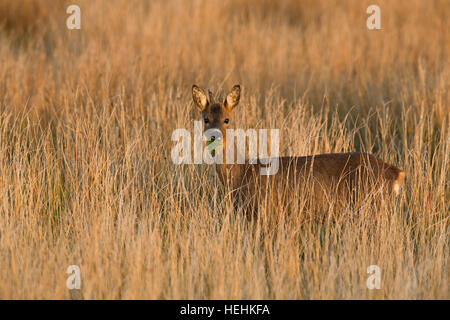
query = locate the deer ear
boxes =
[192,85,208,111]
[224,85,241,110]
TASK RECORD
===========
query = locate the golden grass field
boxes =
[0,0,448,299]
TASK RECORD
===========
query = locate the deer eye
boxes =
[204,118,209,123]
[224,118,229,124]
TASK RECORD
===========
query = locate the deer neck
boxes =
[215,138,245,190]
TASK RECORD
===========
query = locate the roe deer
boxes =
[192,84,405,217]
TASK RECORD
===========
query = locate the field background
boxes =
[0,0,448,299]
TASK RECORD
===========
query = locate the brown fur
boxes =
[192,85,405,216]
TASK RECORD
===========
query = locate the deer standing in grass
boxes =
[192,84,405,217]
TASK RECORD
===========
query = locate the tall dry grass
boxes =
[0,0,448,299]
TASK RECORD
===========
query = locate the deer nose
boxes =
[205,128,221,143]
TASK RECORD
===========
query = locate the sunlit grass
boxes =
[0,0,448,299]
